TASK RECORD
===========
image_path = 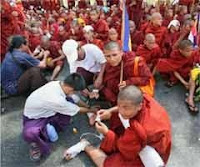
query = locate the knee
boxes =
[23,127,40,141]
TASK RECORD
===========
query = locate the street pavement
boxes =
[1,65,200,167]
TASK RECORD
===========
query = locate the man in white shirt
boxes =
[22,73,95,161]
[62,40,106,89]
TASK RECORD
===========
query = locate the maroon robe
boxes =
[92,19,109,41]
[130,30,144,51]
[136,44,162,70]
[101,94,171,167]
[102,52,152,105]
[145,23,167,46]
[156,50,200,83]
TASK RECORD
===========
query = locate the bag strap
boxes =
[134,56,140,76]
[10,52,26,71]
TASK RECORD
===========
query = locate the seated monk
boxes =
[145,12,167,46]
[80,25,104,49]
[101,41,153,105]
[156,40,200,88]
[64,86,172,167]
[163,20,180,57]
[136,33,162,73]
[89,9,109,41]
[56,26,70,44]
[105,28,122,48]
[129,20,144,51]
[39,36,66,81]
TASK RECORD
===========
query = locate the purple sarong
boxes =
[22,113,71,155]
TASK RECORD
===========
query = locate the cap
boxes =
[168,20,180,29]
[62,40,78,63]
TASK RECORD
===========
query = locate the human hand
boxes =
[95,121,108,135]
[97,109,112,120]
[118,81,126,90]
[94,77,103,89]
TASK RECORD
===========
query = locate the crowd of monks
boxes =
[1,0,200,165]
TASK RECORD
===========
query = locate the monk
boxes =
[64,86,171,167]
[129,20,144,51]
[29,27,42,52]
[106,28,122,48]
[101,41,152,105]
[39,36,66,81]
[163,20,181,57]
[156,40,200,88]
[80,25,104,49]
[89,10,109,41]
[136,33,162,73]
[145,12,167,46]
[56,26,70,44]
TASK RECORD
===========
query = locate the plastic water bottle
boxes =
[46,123,58,142]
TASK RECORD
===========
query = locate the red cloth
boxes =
[162,31,180,57]
[126,0,143,28]
[101,94,171,167]
[130,30,144,51]
[102,52,152,105]
[136,44,162,70]
[1,1,21,61]
[162,16,173,27]
[42,41,64,67]
[179,0,194,5]
[92,19,109,41]
[80,39,104,50]
[78,0,87,8]
[145,23,167,46]
[156,50,200,82]
[29,34,41,52]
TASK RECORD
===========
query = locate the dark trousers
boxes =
[18,67,47,95]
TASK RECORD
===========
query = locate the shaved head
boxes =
[151,12,163,26]
[118,86,143,106]
[104,41,121,51]
[145,33,155,41]
[178,40,193,50]
[151,12,162,20]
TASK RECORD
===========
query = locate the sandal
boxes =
[185,100,199,114]
[29,143,41,162]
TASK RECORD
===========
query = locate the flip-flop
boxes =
[185,100,199,114]
[29,143,41,162]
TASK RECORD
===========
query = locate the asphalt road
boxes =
[1,68,200,167]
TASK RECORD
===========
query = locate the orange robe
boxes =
[102,52,152,105]
[101,94,172,167]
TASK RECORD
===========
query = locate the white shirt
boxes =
[70,44,106,73]
[24,81,80,119]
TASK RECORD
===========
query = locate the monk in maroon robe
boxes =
[80,25,104,49]
[145,13,167,46]
[89,10,109,41]
[129,20,144,51]
[136,34,162,72]
[64,86,171,167]
[101,42,152,105]
[156,40,200,87]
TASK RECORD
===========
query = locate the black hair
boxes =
[63,73,86,91]
[8,35,27,52]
